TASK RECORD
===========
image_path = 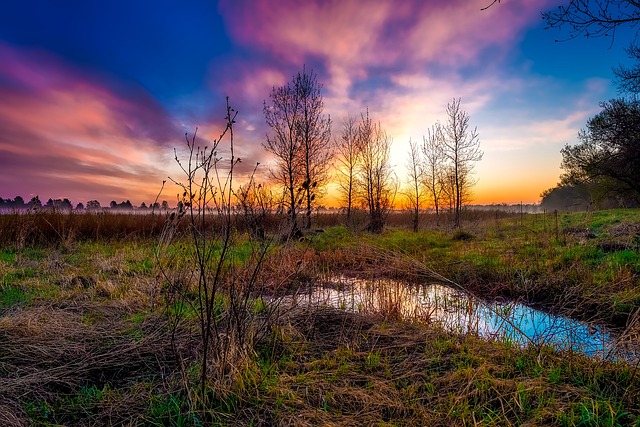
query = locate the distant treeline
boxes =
[540,184,640,212]
[0,196,172,212]
[467,204,543,214]
[1,195,547,215]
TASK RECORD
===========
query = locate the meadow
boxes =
[1,208,639,426]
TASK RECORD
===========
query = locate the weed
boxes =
[71,384,107,408]
[0,284,30,308]
[0,249,15,264]
[560,399,630,427]
[150,395,200,427]
[251,297,266,315]
[24,401,53,422]
[2,268,36,285]
[80,312,103,326]
[127,257,154,275]
[548,366,564,385]
[451,229,475,242]
[128,311,147,325]
[366,350,382,369]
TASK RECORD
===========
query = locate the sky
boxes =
[0,0,636,207]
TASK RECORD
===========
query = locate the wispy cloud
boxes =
[218,0,552,99]
[0,43,181,203]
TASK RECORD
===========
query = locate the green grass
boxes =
[0,284,31,308]
[20,247,47,261]
[149,395,199,427]
[127,257,155,275]
[560,399,630,427]
[0,249,16,264]
[25,385,112,425]
[308,226,357,251]
[2,268,37,285]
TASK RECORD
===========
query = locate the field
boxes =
[1,209,640,426]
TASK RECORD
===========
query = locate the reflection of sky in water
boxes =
[292,276,636,362]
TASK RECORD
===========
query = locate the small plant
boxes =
[150,395,199,427]
[155,98,288,419]
[24,401,53,422]
[451,229,474,242]
[366,350,381,369]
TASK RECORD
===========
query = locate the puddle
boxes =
[290,276,637,362]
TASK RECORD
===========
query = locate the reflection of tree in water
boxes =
[294,276,631,361]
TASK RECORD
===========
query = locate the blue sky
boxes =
[0,0,635,206]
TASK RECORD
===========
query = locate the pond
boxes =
[290,276,638,362]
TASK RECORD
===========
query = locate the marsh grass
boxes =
[0,211,167,250]
[0,301,187,426]
[302,209,640,329]
[2,208,640,425]
[0,284,31,309]
[234,307,640,426]
[0,209,292,252]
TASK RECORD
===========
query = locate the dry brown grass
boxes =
[0,211,168,249]
[234,306,640,426]
[0,209,293,250]
[0,300,192,425]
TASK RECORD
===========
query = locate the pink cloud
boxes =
[218,0,553,99]
[219,0,394,67]
[212,61,288,101]
[0,43,183,205]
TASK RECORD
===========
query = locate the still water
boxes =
[291,276,637,362]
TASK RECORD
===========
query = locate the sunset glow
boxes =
[0,1,634,207]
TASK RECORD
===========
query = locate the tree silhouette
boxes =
[86,200,101,211]
[355,110,396,233]
[404,139,424,232]
[560,98,640,204]
[543,1,640,93]
[263,66,332,236]
[421,123,446,224]
[14,196,25,209]
[442,98,482,228]
[335,115,360,223]
[543,1,640,41]
[28,196,42,209]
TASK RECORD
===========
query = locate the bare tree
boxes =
[614,43,640,93]
[234,163,275,240]
[484,1,640,42]
[440,164,456,214]
[481,0,501,10]
[404,139,424,232]
[442,98,482,228]
[263,67,331,236]
[296,67,332,229]
[421,123,446,225]
[335,115,360,223]
[263,78,303,238]
[543,1,640,93]
[542,1,640,41]
[356,110,396,233]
